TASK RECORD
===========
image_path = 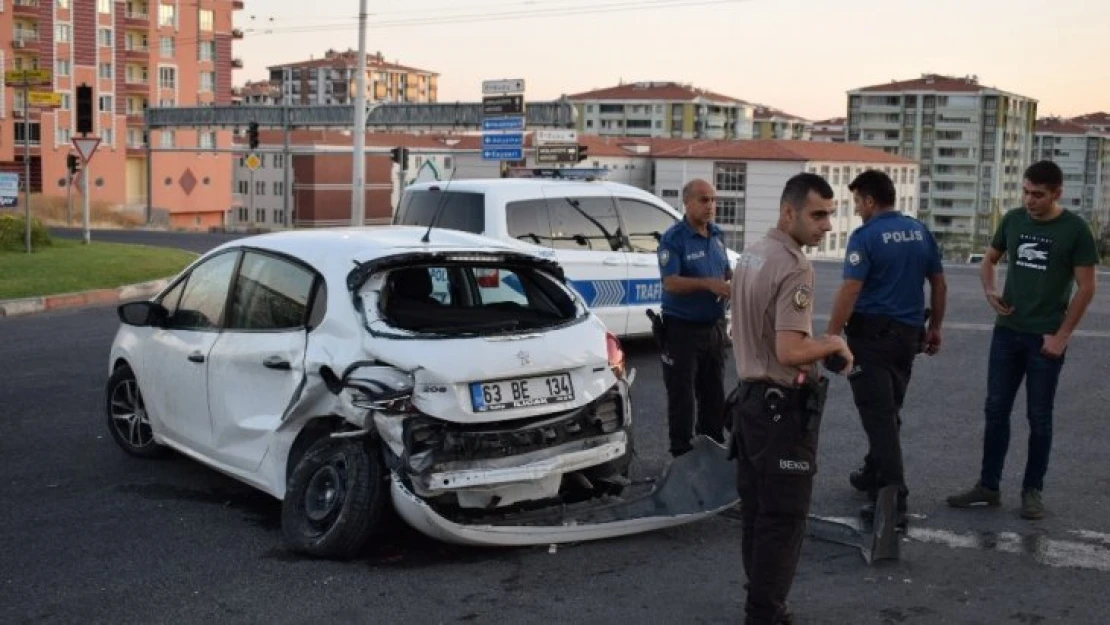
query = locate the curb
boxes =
[0,278,171,319]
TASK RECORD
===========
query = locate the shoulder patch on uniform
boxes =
[658,247,671,266]
[792,284,812,311]
[848,251,861,266]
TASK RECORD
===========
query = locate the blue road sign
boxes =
[482,148,524,161]
[0,172,18,208]
[482,116,525,132]
[482,133,524,148]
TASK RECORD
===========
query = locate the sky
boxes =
[232,0,1110,121]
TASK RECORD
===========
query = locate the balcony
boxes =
[13,0,40,12]
[13,29,40,47]
[233,0,245,9]
[231,58,244,69]
[232,28,244,39]
[124,11,149,22]
[124,45,149,58]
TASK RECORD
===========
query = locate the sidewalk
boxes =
[0,278,169,318]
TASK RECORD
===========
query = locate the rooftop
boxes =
[269,49,438,75]
[567,81,749,105]
[852,73,1034,101]
[1035,117,1093,135]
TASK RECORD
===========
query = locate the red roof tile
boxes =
[651,139,913,164]
[856,74,987,93]
[567,81,748,105]
[1071,112,1110,125]
[1035,118,1091,135]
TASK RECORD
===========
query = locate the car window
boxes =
[226,251,316,331]
[394,190,485,234]
[619,198,678,253]
[167,251,239,330]
[157,278,186,312]
[380,264,579,335]
[506,199,554,247]
[546,196,625,251]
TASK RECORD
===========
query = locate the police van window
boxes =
[618,198,677,253]
[546,196,625,251]
[506,199,554,246]
[394,190,485,234]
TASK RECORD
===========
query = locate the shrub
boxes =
[0,213,53,252]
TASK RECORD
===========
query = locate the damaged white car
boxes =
[105,226,737,559]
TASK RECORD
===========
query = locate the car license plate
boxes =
[470,373,574,412]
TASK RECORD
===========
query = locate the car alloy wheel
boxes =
[105,365,166,458]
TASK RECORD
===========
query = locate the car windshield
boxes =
[377,263,581,336]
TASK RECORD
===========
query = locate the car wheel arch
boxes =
[285,415,362,482]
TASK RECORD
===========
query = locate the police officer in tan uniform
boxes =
[728,172,853,625]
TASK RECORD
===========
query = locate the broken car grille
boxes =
[400,389,624,473]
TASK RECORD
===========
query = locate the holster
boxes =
[646,309,667,350]
[729,377,828,477]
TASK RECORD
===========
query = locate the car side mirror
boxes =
[117,301,168,327]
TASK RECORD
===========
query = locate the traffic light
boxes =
[247,122,259,150]
[390,146,409,170]
[75,84,94,135]
[576,144,588,163]
[67,154,79,175]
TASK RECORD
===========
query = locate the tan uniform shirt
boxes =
[729,228,816,386]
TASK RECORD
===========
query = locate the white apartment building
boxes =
[753,106,812,140]
[847,74,1037,247]
[1033,118,1110,227]
[651,140,918,258]
[568,82,755,140]
[811,117,847,143]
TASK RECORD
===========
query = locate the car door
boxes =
[205,250,318,474]
[539,189,630,335]
[616,197,682,336]
[144,250,240,450]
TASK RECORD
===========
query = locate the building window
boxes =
[160,37,174,59]
[99,95,113,112]
[55,24,71,43]
[255,180,265,195]
[199,9,214,31]
[55,60,70,77]
[159,67,176,90]
[272,181,283,196]
[102,129,113,147]
[98,0,112,13]
[199,41,216,62]
[99,63,114,79]
[55,127,71,144]
[714,162,747,193]
[198,131,216,149]
[199,72,215,93]
[237,180,248,194]
[159,4,176,27]
[98,28,113,47]
[160,130,175,148]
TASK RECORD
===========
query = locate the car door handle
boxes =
[602,257,622,266]
[263,356,291,370]
[187,351,205,363]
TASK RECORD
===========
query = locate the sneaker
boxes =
[946,482,1001,508]
[1021,489,1045,520]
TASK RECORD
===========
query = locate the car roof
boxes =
[405,178,670,204]
[206,225,537,272]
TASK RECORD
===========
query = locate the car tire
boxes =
[281,437,385,560]
[105,365,167,459]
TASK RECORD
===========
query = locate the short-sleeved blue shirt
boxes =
[843,211,943,327]
[657,218,730,323]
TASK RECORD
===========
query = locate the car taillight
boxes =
[606,331,625,379]
[476,268,500,288]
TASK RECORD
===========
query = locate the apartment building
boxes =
[1072,112,1110,135]
[1,0,243,228]
[568,81,755,140]
[847,74,1037,247]
[752,105,811,140]
[652,140,918,257]
[268,49,438,106]
[811,117,846,143]
[1033,117,1110,227]
[232,79,280,105]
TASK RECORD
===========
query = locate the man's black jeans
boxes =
[845,313,920,501]
[660,315,727,456]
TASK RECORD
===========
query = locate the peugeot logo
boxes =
[516,350,532,366]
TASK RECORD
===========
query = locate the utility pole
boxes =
[22,76,31,254]
[350,0,369,226]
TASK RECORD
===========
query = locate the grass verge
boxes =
[0,239,195,300]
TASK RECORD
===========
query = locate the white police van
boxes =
[395,178,735,338]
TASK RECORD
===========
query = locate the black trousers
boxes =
[660,315,727,455]
[845,313,921,501]
[730,378,827,625]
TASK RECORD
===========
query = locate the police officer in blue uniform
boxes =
[656,178,732,457]
[825,169,947,520]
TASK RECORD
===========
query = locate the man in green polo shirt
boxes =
[948,160,1099,520]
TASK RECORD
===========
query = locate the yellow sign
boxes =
[28,91,62,108]
[4,69,52,85]
[244,153,261,171]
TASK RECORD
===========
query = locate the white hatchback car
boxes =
[105,226,735,559]
[396,178,740,338]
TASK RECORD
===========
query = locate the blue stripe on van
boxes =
[569,279,663,308]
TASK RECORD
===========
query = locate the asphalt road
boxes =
[3,230,1110,624]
